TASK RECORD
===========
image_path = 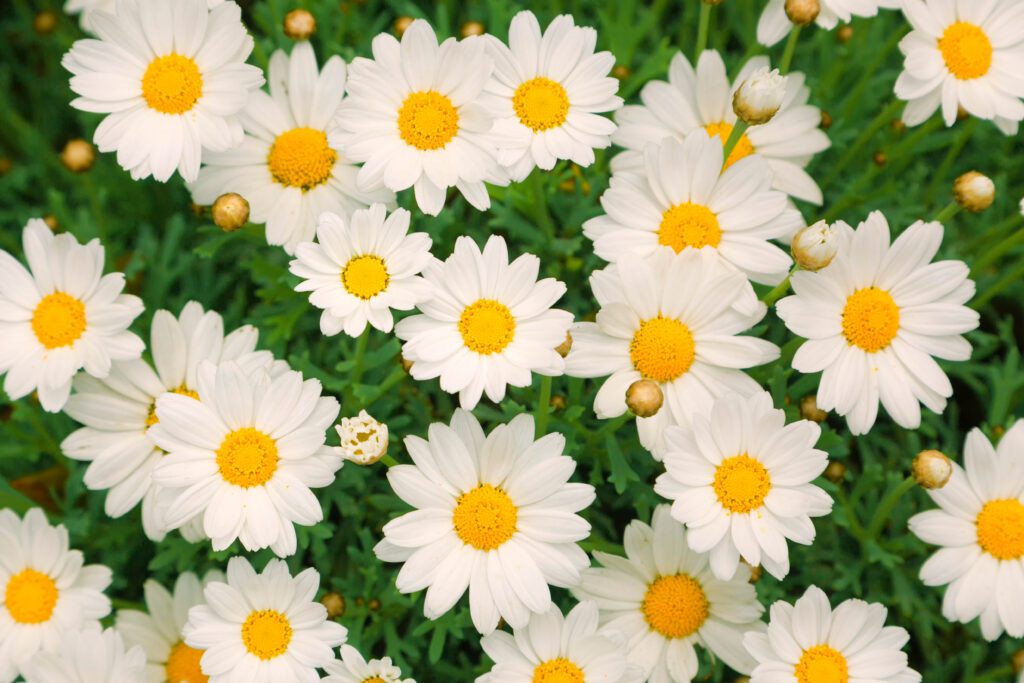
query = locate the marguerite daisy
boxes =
[395,235,572,410]
[374,409,595,635]
[757,0,899,47]
[322,645,414,683]
[289,204,433,337]
[64,0,222,34]
[62,0,264,182]
[0,218,143,413]
[572,505,764,683]
[776,211,979,435]
[22,627,146,683]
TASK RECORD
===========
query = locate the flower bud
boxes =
[824,461,846,483]
[1013,649,1024,674]
[320,592,345,619]
[212,193,249,232]
[334,410,388,465]
[0,157,11,175]
[1019,196,1024,217]
[555,332,573,358]
[626,379,663,418]
[733,67,787,125]
[612,64,631,80]
[820,111,832,130]
[785,0,820,25]
[913,450,953,490]
[60,139,95,173]
[399,355,414,374]
[460,20,485,37]
[791,220,839,271]
[43,215,59,231]
[34,10,58,35]
[799,395,828,422]
[550,395,567,411]
[283,9,316,40]
[393,16,413,36]
[954,171,995,213]
[836,25,853,44]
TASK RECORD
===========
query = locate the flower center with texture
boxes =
[713,455,771,513]
[513,77,570,132]
[795,645,849,683]
[630,316,695,382]
[704,122,755,169]
[216,428,279,487]
[659,203,722,251]
[397,91,459,150]
[142,54,203,114]
[342,255,390,299]
[241,610,293,660]
[532,658,585,683]
[32,292,86,349]
[841,287,900,353]
[267,128,338,190]
[453,484,517,550]
[641,574,709,639]
[938,22,993,80]
[165,641,208,683]
[459,299,516,355]
[976,499,1024,560]
[5,569,58,624]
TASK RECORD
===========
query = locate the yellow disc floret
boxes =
[267,128,338,190]
[841,287,900,353]
[513,77,570,132]
[397,91,459,150]
[938,22,993,80]
[32,292,87,350]
[630,316,696,382]
[713,455,771,513]
[795,645,849,683]
[659,203,722,252]
[976,498,1024,560]
[5,569,59,624]
[142,54,203,114]
[452,484,518,550]
[216,428,279,488]
[458,299,516,355]
[641,574,709,639]
[342,255,390,299]
[165,641,208,683]
[532,658,585,683]
[241,610,293,660]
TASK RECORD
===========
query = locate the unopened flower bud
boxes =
[334,410,388,465]
[820,111,832,130]
[913,450,953,490]
[785,0,820,25]
[394,16,413,36]
[284,9,316,40]
[399,355,414,374]
[460,20,485,37]
[954,171,995,213]
[612,65,631,80]
[550,395,567,411]
[799,395,828,422]
[43,215,59,231]
[60,139,95,173]
[212,193,249,232]
[321,592,345,619]
[824,461,846,483]
[555,332,573,358]
[836,25,853,43]
[733,67,787,125]
[791,221,839,271]
[34,10,58,34]
[626,379,663,418]
[1012,649,1024,674]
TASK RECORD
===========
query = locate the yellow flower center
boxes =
[976,499,1024,560]
[532,658,585,683]
[795,645,849,683]
[397,91,459,150]
[630,316,695,382]
[141,54,203,115]
[32,292,87,350]
[658,203,722,252]
[216,428,279,488]
[241,610,293,661]
[641,574,709,639]
[341,255,390,299]
[513,77,570,132]
[364,678,387,683]
[704,122,755,169]
[938,22,993,80]
[165,641,208,683]
[5,568,58,624]
[458,299,516,355]
[841,287,900,353]
[452,484,518,550]
[147,386,200,427]
[713,455,771,513]
[267,127,338,191]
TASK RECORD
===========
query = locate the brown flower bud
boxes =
[913,450,953,490]
[800,395,828,422]
[320,592,345,619]
[60,139,95,173]
[785,0,820,26]
[954,171,995,213]
[212,193,250,232]
[873,151,887,166]
[824,461,846,483]
[549,395,567,411]
[0,157,11,175]
[43,215,59,231]
[555,332,573,358]
[368,598,382,612]
[820,111,832,130]
[836,25,853,43]
[34,10,58,35]
[626,379,663,418]
[284,9,316,40]
[460,20,485,37]
[399,355,414,374]
[612,64,631,80]
[1013,649,1024,673]
[394,16,414,36]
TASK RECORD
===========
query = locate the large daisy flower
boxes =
[757,0,899,47]
[22,627,146,683]
[572,506,765,683]
[909,421,1024,641]
[183,557,347,682]
[895,0,1024,135]
[0,508,112,683]
[322,645,414,683]
[395,235,572,410]
[331,20,507,216]
[62,0,264,182]
[611,50,830,205]
[743,586,921,683]
[776,211,979,435]
[0,218,143,413]
[374,409,595,635]
[481,11,621,181]
[149,360,341,557]
[189,41,394,254]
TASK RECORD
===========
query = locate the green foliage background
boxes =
[1,0,1023,681]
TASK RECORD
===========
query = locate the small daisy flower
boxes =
[481,11,621,181]
[895,0,1024,134]
[583,133,801,283]
[909,421,1024,641]
[654,391,833,581]
[183,557,347,681]
[322,645,414,683]
[64,0,222,34]
[150,360,342,557]
[374,409,595,635]
[744,585,921,683]
[190,42,394,254]
[0,508,113,683]
[62,0,264,182]
[331,20,508,216]
[612,50,830,205]
[572,506,765,683]
[0,218,143,413]
[22,627,146,683]
[334,410,389,465]
[395,235,573,410]
[776,211,979,435]
[289,204,433,337]
[757,0,900,47]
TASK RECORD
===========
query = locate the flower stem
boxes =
[534,375,553,438]
[528,170,557,240]
[343,328,371,413]
[972,257,1024,310]
[721,120,750,166]
[970,222,1024,278]
[380,454,399,467]
[932,201,961,225]
[779,25,801,74]
[761,266,799,306]
[865,475,917,539]
[694,2,712,60]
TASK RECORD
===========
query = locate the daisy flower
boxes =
[564,248,780,456]
[0,218,143,413]
[572,505,765,683]
[611,50,830,205]
[757,0,899,47]
[909,421,1024,641]
[190,42,394,254]
[654,391,833,581]
[743,586,921,683]
[64,0,222,34]
[183,557,347,682]
[331,20,508,216]
[22,627,146,683]
[374,409,595,635]
[0,508,113,683]
[481,11,622,181]
[395,235,572,410]
[776,211,979,435]
[149,360,341,557]
[289,204,433,337]
[62,0,264,182]
[583,133,801,283]
[895,0,1024,134]
[322,645,414,683]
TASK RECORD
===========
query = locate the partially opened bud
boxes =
[283,9,316,40]
[733,67,788,125]
[334,410,389,465]
[785,0,820,25]
[954,171,995,213]
[791,220,840,271]
[626,379,663,418]
[212,193,249,232]
[913,450,953,490]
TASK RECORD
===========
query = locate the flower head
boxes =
[733,67,787,125]
[335,410,389,465]
[791,220,841,270]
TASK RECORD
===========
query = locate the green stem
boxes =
[534,375,553,438]
[821,99,903,191]
[972,665,1014,683]
[779,25,801,74]
[924,118,978,207]
[761,266,798,307]
[972,258,1024,310]
[527,170,557,240]
[694,2,712,60]
[866,476,917,539]
[721,120,750,166]
[932,201,962,225]
[971,223,1024,278]
[343,328,371,413]
[380,454,399,467]
[834,486,867,543]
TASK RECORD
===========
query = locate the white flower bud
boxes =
[791,220,839,271]
[334,410,388,465]
[733,67,788,125]
[953,171,995,213]
[913,450,953,490]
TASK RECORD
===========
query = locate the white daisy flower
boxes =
[743,585,921,683]
[611,50,830,205]
[0,508,113,683]
[895,0,1024,135]
[374,409,595,635]
[572,505,765,683]
[757,0,900,47]
[289,204,433,337]
[909,421,1024,641]
[654,391,833,581]
[22,627,146,683]
[149,360,342,557]
[116,570,225,683]
[62,0,264,182]
[64,0,222,34]
[183,557,347,682]
[322,645,414,683]
[481,11,622,181]
[331,20,508,216]
[776,211,979,435]
[0,218,143,413]
[564,248,780,456]
[395,235,572,410]
[584,133,801,283]
[189,42,395,254]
